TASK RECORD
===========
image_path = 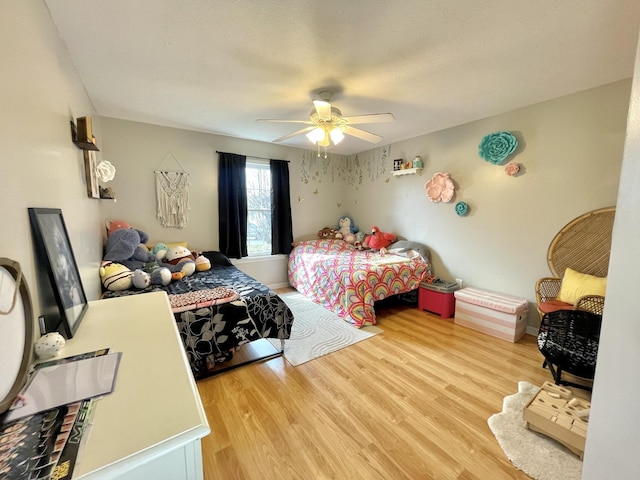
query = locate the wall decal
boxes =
[455,201,469,216]
[478,131,517,165]
[425,172,455,203]
[300,146,390,190]
[504,162,521,176]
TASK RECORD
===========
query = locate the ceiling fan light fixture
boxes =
[329,127,344,145]
[318,130,331,147]
[258,93,394,152]
[306,127,324,144]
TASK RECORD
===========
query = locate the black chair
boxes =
[537,309,602,390]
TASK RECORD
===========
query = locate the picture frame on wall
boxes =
[28,208,88,338]
[83,150,100,199]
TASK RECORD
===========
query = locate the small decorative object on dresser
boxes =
[34,332,66,359]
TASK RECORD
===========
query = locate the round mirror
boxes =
[0,258,35,414]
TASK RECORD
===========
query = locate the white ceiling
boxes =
[44,0,640,155]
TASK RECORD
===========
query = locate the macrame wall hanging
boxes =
[155,152,190,228]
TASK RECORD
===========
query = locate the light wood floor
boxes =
[196,293,585,480]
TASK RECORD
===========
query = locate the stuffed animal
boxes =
[103,221,171,286]
[132,269,151,289]
[353,231,368,250]
[337,216,358,243]
[99,261,133,291]
[317,227,339,239]
[363,226,396,255]
[152,242,169,260]
[159,245,196,278]
[194,255,211,272]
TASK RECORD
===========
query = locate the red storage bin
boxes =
[418,287,456,318]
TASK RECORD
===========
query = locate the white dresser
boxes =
[59,292,210,479]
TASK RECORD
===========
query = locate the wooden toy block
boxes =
[523,383,591,459]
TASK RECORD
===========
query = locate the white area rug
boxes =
[488,381,583,480]
[268,292,382,366]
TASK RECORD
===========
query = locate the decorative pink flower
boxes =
[504,162,520,176]
[425,172,455,203]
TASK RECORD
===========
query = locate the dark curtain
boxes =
[270,159,293,255]
[218,152,247,258]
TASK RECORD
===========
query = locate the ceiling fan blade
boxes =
[272,126,316,143]
[342,125,383,143]
[256,119,313,124]
[342,113,395,125]
[313,100,332,121]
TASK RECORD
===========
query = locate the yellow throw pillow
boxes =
[150,241,188,251]
[166,242,188,249]
[557,268,607,305]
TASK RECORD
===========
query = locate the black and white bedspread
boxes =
[102,263,294,377]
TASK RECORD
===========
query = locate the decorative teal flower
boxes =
[455,201,469,217]
[478,131,518,165]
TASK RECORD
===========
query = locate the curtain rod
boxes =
[215,151,289,162]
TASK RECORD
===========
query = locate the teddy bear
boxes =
[103,220,172,286]
[317,227,339,239]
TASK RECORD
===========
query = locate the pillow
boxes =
[149,241,188,251]
[387,240,430,262]
[201,250,233,267]
[557,268,607,305]
[166,242,188,249]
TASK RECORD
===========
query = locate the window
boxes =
[217,152,291,259]
[246,159,271,256]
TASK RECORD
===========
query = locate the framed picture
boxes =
[84,150,100,199]
[28,208,88,338]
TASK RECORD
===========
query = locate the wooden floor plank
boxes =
[197,292,587,479]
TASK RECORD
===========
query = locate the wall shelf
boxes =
[392,167,422,177]
[70,117,99,151]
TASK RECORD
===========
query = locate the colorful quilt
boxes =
[288,239,430,328]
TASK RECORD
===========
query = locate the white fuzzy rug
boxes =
[488,381,583,480]
[268,292,382,366]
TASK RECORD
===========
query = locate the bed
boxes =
[288,239,431,328]
[102,251,294,378]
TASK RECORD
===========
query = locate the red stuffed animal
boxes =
[363,226,396,255]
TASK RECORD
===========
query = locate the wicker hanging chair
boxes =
[535,207,614,390]
[535,206,615,319]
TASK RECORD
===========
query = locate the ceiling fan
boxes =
[256,91,395,150]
